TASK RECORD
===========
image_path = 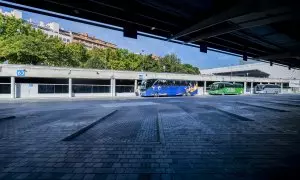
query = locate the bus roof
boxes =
[212,82,237,85]
[143,79,196,82]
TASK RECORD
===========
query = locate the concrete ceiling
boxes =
[2,0,300,68]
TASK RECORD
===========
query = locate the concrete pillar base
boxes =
[11,77,15,99]
[68,78,72,98]
[111,78,116,97]
[204,81,207,95]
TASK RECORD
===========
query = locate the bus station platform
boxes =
[0,94,299,179]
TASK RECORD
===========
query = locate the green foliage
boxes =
[0,14,200,74]
[66,42,88,67]
[85,48,107,69]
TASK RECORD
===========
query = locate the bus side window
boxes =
[183,81,188,86]
[160,80,167,86]
[153,80,159,86]
[166,80,174,86]
[264,85,271,88]
[157,80,163,86]
[172,81,176,86]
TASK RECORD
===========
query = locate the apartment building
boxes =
[72,32,117,49]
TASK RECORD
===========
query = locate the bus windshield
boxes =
[211,84,219,90]
[141,79,157,90]
[256,85,264,90]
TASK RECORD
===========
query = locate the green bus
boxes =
[208,82,244,95]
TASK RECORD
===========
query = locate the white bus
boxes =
[254,84,281,94]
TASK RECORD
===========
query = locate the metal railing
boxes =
[38,84,68,94]
[72,84,110,93]
[115,85,135,93]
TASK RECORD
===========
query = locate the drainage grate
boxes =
[62,110,118,141]
[206,105,254,122]
[264,101,300,107]
[0,115,16,121]
[64,107,160,144]
[236,102,289,112]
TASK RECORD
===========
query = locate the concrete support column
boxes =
[111,78,116,97]
[281,83,283,93]
[68,78,72,98]
[260,82,262,84]
[244,82,247,94]
[204,81,207,95]
[10,77,15,99]
[134,79,138,92]
[250,82,253,94]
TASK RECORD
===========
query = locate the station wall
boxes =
[0,64,298,99]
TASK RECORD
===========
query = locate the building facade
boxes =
[72,32,117,49]
[30,22,117,49]
[1,8,116,49]
[201,63,300,79]
[150,54,160,60]
[1,8,118,51]
[0,64,296,99]
[30,21,73,43]
[0,9,22,19]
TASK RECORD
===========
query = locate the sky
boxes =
[0,5,252,69]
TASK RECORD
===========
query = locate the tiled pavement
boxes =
[0,95,300,179]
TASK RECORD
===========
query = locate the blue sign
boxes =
[16,70,25,76]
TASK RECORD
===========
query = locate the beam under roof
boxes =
[187,13,291,43]
[258,52,300,60]
[169,0,289,40]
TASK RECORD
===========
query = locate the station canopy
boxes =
[2,0,300,68]
[211,70,270,78]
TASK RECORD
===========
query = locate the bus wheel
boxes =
[154,93,159,97]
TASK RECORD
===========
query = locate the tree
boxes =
[160,54,184,73]
[0,15,32,38]
[66,42,88,67]
[0,14,201,74]
[0,33,57,65]
[84,48,107,69]
[0,15,63,66]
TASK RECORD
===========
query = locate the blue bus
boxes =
[140,79,198,97]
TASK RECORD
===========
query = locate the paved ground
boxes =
[0,94,300,180]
